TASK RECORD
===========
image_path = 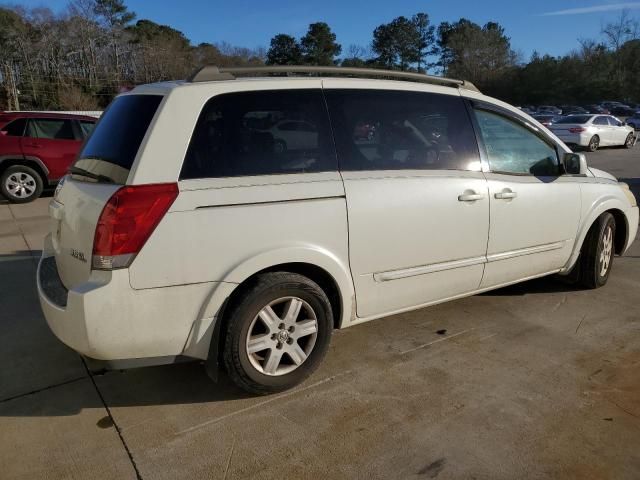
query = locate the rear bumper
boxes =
[37,235,234,363]
[553,132,591,147]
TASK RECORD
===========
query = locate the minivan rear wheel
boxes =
[0,165,44,203]
[221,272,332,395]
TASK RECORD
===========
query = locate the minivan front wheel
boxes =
[221,272,332,394]
[578,212,616,289]
[1,165,44,203]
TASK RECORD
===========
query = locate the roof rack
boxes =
[186,65,480,92]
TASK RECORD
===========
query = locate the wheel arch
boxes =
[563,197,631,272]
[219,247,355,330]
[196,248,355,379]
[0,156,49,184]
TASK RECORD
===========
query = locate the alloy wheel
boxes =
[245,296,318,376]
[599,226,613,277]
[5,172,37,199]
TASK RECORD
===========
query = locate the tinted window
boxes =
[607,117,622,127]
[180,90,335,179]
[555,115,591,124]
[2,118,26,136]
[74,95,162,184]
[593,116,608,126]
[324,90,480,171]
[475,110,559,176]
[26,119,75,140]
[79,120,96,138]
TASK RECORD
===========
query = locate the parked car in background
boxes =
[537,105,562,115]
[560,105,587,115]
[610,105,637,117]
[37,66,638,395]
[518,106,536,115]
[625,112,640,130]
[550,114,635,151]
[585,105,610,114]
[0,112,97,203]
[532,114,562,127]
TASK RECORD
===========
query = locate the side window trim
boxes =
[468,100,562,176]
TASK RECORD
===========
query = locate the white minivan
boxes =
[37,66,639,394]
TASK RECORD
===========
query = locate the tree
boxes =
[372,16,420,70]
[437,19,516,89]
[93,0,135,81]
[341,44,371,67]
[300,22,341,65]
[412,13,436,72]
[266,34,302,65]
[127,19,192,82]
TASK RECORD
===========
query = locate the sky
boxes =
[8,0,640,60]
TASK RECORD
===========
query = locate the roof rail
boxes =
[186,65,480,92]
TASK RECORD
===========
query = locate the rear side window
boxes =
[26,119,75,140]
[180,89,336,179]
[2,118,26,136]
[324,89,481,171]
[79,120,96,138]
[74,95,162,184]
[593,116,608,126]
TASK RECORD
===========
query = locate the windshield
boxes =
[73,95,163,184]
[554,115,592,124]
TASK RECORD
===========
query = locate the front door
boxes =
[324,86,490,318]
[472,107,581,288]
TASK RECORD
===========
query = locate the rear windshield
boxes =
[554,115,591,124]
[73,95,162,184]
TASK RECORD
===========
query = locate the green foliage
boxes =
[94,0,135,28]
[266,34,302,65]
[437,18,516,90]
[372,16,420,70]
[300,22,341,65]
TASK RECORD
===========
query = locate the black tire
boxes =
[578,213,616,289]
[0,165,44,203]
[623,132,635,149]
[220,272,333,395]
[587,135,599,152]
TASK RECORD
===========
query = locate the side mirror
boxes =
[563,152,588,175]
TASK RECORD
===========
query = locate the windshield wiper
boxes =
[68,166,115,184]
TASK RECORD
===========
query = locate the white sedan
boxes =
[550,114,635,151]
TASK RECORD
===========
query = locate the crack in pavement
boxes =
[81,357,144,480]
[0,375,87,404]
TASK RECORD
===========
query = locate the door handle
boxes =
[494,190,517,200]
[458,192,484,202]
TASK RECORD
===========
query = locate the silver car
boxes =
[550,114,635,151]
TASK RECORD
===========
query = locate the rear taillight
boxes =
[569,127,586,133]
[92,183,178,270]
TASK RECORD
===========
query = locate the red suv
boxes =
[0,112,97,203]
